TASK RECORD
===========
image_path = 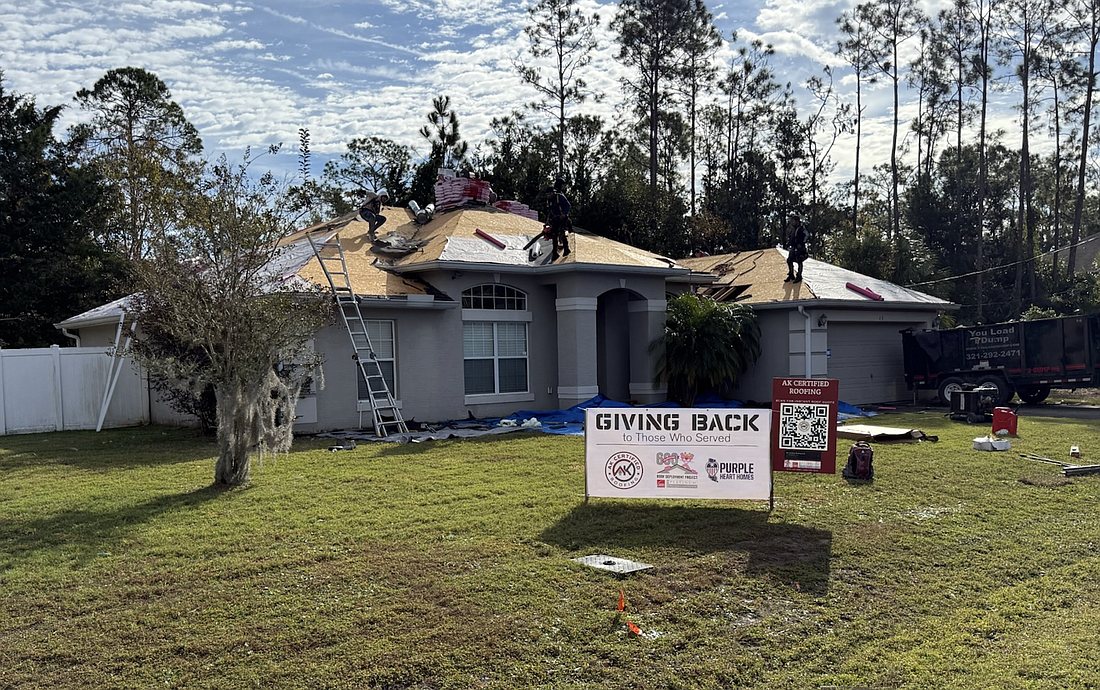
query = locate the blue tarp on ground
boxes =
[838,401,878,422]
[321,395,877,442]
[497,394,874,436]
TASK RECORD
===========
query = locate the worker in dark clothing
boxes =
[546,178,572,260]
[784,216,808,283]
[359,189,389,238]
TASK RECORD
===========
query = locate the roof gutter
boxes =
[353,295,458,310]
[54,313,129,331]
[387,259,691,278]
[666,270,718,285]
[748,298,958,312]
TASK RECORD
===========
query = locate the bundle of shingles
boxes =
[493,200,539,221]
[432,174,541,221]
[434,175,495,211]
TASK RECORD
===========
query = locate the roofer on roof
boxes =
[359,189,389,239]
[783,215,808,283]
[546,178,572,261]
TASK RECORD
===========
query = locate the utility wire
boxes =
[904,235,1098,289]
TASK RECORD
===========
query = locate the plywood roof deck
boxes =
[680,248,952,307]
[282,204,686,298]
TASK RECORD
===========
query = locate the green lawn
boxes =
[2,412,1099,689]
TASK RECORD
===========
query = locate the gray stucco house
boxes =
[679,250,955,405]
[56,198,954,431]
[58,202,697,431]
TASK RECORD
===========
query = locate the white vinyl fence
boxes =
[0,346,149,435]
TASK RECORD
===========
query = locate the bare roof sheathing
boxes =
[679,248,953,308]
[281,204,684,298]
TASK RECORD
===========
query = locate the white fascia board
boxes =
[748,298,958,312]
[389,260,690,277]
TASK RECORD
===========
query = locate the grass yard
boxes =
[2,412,1100,689]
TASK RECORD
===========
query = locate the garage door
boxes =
[827,324,910,405]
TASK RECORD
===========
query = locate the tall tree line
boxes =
[296,0,1100,323]
[7,0,1100,333]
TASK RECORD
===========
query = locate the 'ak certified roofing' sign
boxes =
[770,378,839,474]
[584,408,772,500]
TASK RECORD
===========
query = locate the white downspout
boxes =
[797,305,812,379]
[61,328,81,347]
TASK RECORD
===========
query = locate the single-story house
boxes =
[678,250,956,405]
[58,188,701,431]
[57,180,955,431]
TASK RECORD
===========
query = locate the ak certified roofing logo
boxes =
[605,452,644,489]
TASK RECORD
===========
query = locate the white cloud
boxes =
[207,38,266,51]
[0,0,1032,189]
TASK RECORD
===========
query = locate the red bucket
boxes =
[992,407,1017,436]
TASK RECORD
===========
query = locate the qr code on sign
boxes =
[778,403,830,450]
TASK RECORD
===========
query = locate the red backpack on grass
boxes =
[842,441,874,481]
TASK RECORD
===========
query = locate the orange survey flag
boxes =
[627,621,642,635]
[618,589,625,612]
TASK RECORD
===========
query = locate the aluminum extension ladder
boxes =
[308,233,408,437]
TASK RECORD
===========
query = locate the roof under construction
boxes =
[679,248,954,309]
[281,203,688,298]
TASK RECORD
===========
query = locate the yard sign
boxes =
[770,378,839,474]
[584,408,772,500]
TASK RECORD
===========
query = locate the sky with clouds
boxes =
[2,0,1007,189]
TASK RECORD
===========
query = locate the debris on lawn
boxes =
[837,424,937,443]
[572,554,653,576]
[1063,464,1100,477]
[973,436,1011,451]
[1020,452,1100,477]
[499,417,542,429]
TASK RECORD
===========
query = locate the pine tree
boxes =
[0,73,126,347]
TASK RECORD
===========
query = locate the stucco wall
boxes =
[722,309,792,403]
[723,306,938,405]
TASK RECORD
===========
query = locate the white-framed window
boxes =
[462,285,530,397]
[356,320,397,398]
[463,321,529,394]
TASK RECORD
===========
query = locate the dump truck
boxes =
[901,313,1100,405]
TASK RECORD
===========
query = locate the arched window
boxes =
[461,284,527,311]
[461,285,530,397]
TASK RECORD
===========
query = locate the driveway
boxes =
[1015,403,1100,421]
[881,401,1100,421]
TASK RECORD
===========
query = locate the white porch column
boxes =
[556,297,599,407]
